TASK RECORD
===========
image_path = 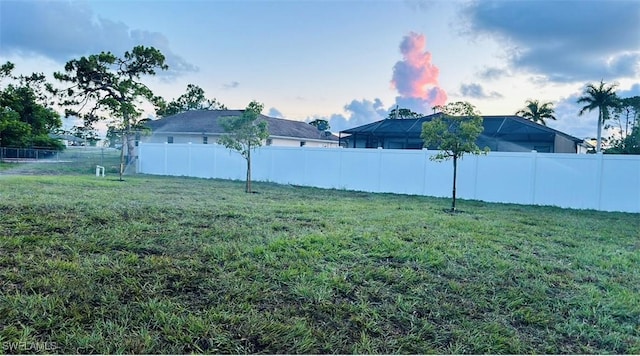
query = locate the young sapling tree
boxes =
[218,101,269,193]
[421,101,488,212]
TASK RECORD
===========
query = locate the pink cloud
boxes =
[391,32,447,112]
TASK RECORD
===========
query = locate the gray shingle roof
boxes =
[340,114,583,143]
[145,110,338,141]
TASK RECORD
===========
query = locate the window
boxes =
[300,141,306,147]
[167,136,174,144]
[266,138,272,146]
[203,136,208,144]
[533,145,551,153]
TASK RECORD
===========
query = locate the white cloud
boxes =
[308,98,389,132]
[268,107,284,118]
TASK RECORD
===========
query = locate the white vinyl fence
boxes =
[138,143,640,213]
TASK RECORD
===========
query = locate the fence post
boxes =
[472,154,480,199]
[137,144,142,173]
[303,147,308,186]
[188,142,192,176]
[421,149,428,196]
[530,151,538,205]
[269,146,274,183]
[596,152,604,210]
[164,142,168,175]
[212,144,217,178]
[376,148,383,192]
[336,148,343,190]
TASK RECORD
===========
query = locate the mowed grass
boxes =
[0,174,638,354]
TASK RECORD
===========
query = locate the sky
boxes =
[1,0,639,139]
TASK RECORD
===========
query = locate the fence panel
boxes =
[1,147,60,161]
[138,144,166,175]
[2,146,121,175]
[599,155,640,213]
[534,154,598,210]
[339,149,383,192]
[379,150,425,195]
[189,144,215,178]
[262,147,306,185]
[473,152,533,204]
[301,148,343,189]
[138,142,640,213]
[422,154,454,198]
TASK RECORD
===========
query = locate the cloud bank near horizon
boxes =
[305,98,387,133]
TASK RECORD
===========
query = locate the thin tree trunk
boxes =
[246,144,251,193]
[126,132,135,168]
[596,108,603,153]
[451,155,457,212]
[119,134,125,181]
[624,109,630,138]
[119,110,130,181]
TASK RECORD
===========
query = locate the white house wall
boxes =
[143,134,205,144]
[138,142,640,213]
[268,137,338,148]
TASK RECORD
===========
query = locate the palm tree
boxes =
[577,80,620,153]
[515,99,557,126]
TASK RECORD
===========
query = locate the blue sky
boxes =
[1,0,639,138]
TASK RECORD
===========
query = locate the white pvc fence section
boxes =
[138,143,640,213]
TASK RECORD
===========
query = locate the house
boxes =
[339,114,590,153]
[48,133,88,147]
[143,110,339,148]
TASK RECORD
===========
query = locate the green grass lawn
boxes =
[0,174,638,354]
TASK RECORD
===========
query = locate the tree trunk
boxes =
[451,155,457,212]
[119,134,126,181]
[119,110,130,181]
[624,109,630,138]
[246,144,252,193]
[126,132,135,166]
[596,108,603,153]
